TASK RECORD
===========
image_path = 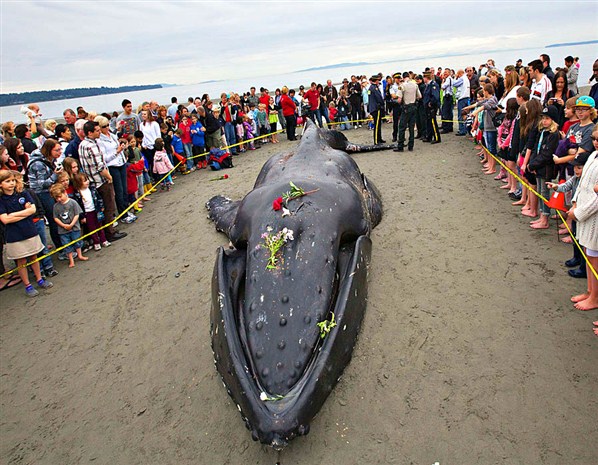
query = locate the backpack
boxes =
[208,148,233,171]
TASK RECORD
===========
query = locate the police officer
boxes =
[367,75,385,144]
[389,73,402,142]
[422,71,441,144]
[415,74,426,140]
[394,72,422,152]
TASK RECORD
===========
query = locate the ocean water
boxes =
[1,44,596,123]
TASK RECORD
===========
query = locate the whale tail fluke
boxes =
[206,195,240,237]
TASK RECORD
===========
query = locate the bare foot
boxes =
[500,184,510,189]
[485,170,496,175]
[522,210,538,218]
[593,321,598,326]
[69,262,75,268]
[530,222,550,229]
[574,298,598,311]
[530,218,542,224]
[512,200,526,206]
[593,327,598,336]
[561,236,573,243]
[571,293,589,303]
[77,255,89,261]
[558,228,568,234]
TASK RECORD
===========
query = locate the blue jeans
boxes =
[108,164,128,214]
[338,116,350,130]
[483,130,497,156]
[34,220,54,271]
[537,177,551,216]
[60,229,82,254]
[224,122,237,153]
[457,98,469,134]
[37,191,61,250]
[321,107,331,125]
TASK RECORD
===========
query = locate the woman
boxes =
[27,139,63,249]
[544,70,574,128]
[156,105,168,125]
[316,84,330,127]
[140,109,161,182]
[2,121,15,140]
[498,71,521,107]
[519,66,532,88]
[280,86,297,141]
[95,116,135,224]
[4,137,28,173]
[569,123,598,312]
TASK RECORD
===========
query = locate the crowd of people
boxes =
[1,53,597,332]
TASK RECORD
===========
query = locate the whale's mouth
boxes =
[210,235,372,448]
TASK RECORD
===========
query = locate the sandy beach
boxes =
[1,123,597,464]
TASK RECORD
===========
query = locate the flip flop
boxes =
[0,275,22,292]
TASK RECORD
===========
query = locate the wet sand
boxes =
[1,122,597,464]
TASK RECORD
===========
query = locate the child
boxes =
[527,105,560,229]
[497,98,519,193]
[159,123,174,163]
[0,170,53,296]
[72,172,110,251]
[328,101,338,126]
[171,129,189,175]
[561,96,580,135]
[256,103,270,142]
[178,115,193,170]
[235,116,246,153]
[56,171,72,195]
[268,97,279,144]
[190,114,207,169]
[152,138,174,191]
[50,183,88,268]
[547,155,586,275]
[16,171,58,278]
[125,149,146,212]
[472,84,498,175]
[243,115,256,150]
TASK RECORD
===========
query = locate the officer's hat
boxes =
[392,72,401,79]
[370,75,380,82]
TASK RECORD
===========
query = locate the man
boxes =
[247,87,259,110]
[78,121,126,242]
[63,108,77,136]
[303,82,321,127]
[14,124,37,154]
[394,72,421,152]
[540,54,555,85]
[528,59,552,102]
[440,68,455,133]
[149,101,159,118]
[415,75,426,140]
[115,99,141,137]
[197,106,221,151]
[64,119,86,160]
[514,59,523,74]
[349,75,362,129]
[565,56,579,95]
[466,67,480,102]
[323,79,338,105]
[367,75,385,144]
[453,69,470,136]
[422,72,441,144]
[167,97,178,120]
[388,73,403,142]
[187,97,196,114]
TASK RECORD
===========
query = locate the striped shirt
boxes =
[78,137,107,187]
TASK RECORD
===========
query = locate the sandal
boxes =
[0,275,22,292]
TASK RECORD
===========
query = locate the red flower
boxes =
[272,197,283,211]
[223,174,229,179]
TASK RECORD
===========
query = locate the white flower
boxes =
[260,392,268,401]
[285,229,294,241]
[266,226,273,232]
[282,207,291,217]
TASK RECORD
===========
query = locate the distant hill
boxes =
[297,62,369,72]
[546,40,598,48]
[0,84,163,107]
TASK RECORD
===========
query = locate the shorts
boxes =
[586,248,598,258]
[5,235,44,260]
[60,230,83,254]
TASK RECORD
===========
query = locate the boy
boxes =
[50,183,88,268]
[561,96,580,135]
[171,129,189,175]
[190,114,207,169]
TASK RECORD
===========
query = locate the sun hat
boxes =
[212,104,221,112]
[574,95,595,108]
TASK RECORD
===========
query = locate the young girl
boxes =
[72,172,110,251]
[152,138,174,191]
[236,116,246,153]
[256,103,270,142]
[328,101,338,125]
[242,115,256,150]
[497,98,519,193]
[125,150,146,212]
[50,183,88,268]
[516,98,543,216]
[0,170,53,296]
[526,105,560,229]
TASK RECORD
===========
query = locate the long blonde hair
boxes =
[0,170,16,195]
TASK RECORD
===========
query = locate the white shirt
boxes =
[454,75,470,100]
[98,132,126,167]
[79,187,95,212]
[140,121,161,149]
[167,103,178,120]
[530,75,552,102]
[498,85,521,108]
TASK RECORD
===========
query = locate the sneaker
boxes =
[94,244,102,251]
[122,216,135,224]
[182,170,191,175]
[45,268,59,277]
[102,241,111,248]
[26,285,39,297]
[58,253,68,261]
[38,279,53,289]
[113,221,119,227]
[82,242,93,253]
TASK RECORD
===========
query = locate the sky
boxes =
[2,0,597,94]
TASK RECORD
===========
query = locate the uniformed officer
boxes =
[389,73,402,142]
[415,74,426,140]
[367,75,385,144]
[422,72,441,144]
[394,72,422,152]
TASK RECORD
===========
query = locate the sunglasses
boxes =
[592,136,598,141]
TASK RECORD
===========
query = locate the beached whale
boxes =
[206,121,389,449]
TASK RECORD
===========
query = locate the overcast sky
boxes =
[2,0,597,93]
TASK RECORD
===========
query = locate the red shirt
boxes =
[178,119,192,144]
[562,118,579,135]
[259,94,270,113]
[280,94,296,117]
[303,89,320,110]
[126,159,146,195]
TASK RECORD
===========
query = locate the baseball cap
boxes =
[574,95,595,108]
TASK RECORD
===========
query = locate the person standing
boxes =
[323,80,338,106]
[280,86,297,141]
[389,73,402,143]
[349,75,362,129]
[167,97,178,120]
[422,72,441,144]
[415,75,426,140]
[78,121,126,242]
[116,99,141,138]
[440,68,455,133]
[367,76,385,144]
[565,56,579,95]
[540,54,555,85]
[394,72,421,152]
[529,59,552,102]
[454,69,471,135]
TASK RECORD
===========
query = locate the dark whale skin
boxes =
[206,121,387,449]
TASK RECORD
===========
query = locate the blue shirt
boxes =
[190,122,205,147]
[0,190,38,243]
[171,135,183,154]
